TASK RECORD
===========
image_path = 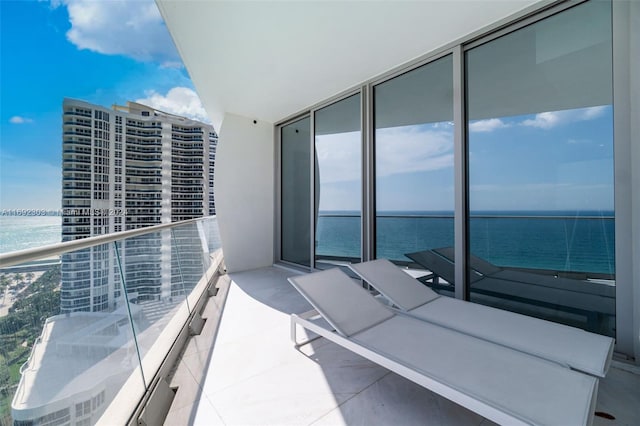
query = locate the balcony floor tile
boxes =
[182,266,640,426]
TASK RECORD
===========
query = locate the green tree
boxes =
[0,275,9,289]
[13,274,23,286]
[0,357,9,388]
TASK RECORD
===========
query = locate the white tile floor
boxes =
[166,266,640,426]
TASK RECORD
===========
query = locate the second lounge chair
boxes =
[349,258,614,378]
[289,267,599,426]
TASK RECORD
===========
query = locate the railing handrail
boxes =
[0,216,216,268]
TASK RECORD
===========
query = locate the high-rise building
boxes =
[208,132,218,216]
[61,99,217,313]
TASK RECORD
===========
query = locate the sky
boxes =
[316,105,614,212]
[0,1,615,214]
[0,0,208,211]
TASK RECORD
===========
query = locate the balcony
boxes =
[158,265,638,425]
[2,216,638,425]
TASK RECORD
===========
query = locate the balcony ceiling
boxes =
[157,0,541,128]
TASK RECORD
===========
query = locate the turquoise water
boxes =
[0,216,62,254]
[0,213,616,275]
[316,211,616,275]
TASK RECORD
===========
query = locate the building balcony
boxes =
[63,121,91,127]
[63,110,92,118]
[3,216,637,425]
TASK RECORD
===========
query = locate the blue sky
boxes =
[0,1,614,214]
[0,0,206,210]
[316,106,614,212]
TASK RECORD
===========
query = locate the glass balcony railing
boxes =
[317,212,615,278]
[0,217,221,426]
[316,212,615,335]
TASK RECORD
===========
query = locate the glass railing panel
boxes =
[198,220,222,298]
[199,217,222,282]
[171,222,208,302]
[1,217,222,425]
[210,217,222,247]
[113,231,190,385]
[374,214,456,295]
[315,213,361,264]
[4,246,145,426]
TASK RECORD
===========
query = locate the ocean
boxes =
[317,211,616,275]
[0,216,62,255]
[0,213,616,275]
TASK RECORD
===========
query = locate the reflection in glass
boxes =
[466,0,615,335]
[374,55,454,293]
[314,94,361,265]
[281,117,311,266]
[6,217,222,425]
[172,222,209,298]
[7,244,142,426]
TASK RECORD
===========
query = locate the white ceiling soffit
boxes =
[157,0,542,128]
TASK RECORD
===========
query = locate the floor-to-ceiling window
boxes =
[281,117,311,266]
[373,56,454,291]
[314,94,362,266]
[277,0,620,339]
[465,0,615,335]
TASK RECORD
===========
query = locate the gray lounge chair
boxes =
[289,268,598,426]
[434,246,615,298]
[349,259,614,378]
[405,250,615,332]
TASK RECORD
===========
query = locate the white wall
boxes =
[215,113,274,272]
[630,0,640,364]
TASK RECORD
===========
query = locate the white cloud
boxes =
[9,116,34,124]
[469,118,509,133]
[376,126,454,177]
[567,138,593,145]
[314,125,454,185]
[136,87,210,123]
[159,61,184,69]
[51,0,179,64]
[315,132,361,184]
[521,106,608,130]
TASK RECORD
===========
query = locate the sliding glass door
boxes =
[281,117,311,266]
[466,0,615,335]
[373,55,454,295]
[314,94,362,266]
[277,0,621,341]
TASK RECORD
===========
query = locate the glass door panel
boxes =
[314,94,362,266]
[374,55,454,294]
[466,0,615,335]
[281,117,311,266]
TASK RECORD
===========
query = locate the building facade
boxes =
[208,131,218,216]
[61,99,217,313]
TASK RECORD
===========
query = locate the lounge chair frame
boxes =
[289,268,598,426]
[349,258,614,378]
[291,310,583,426]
